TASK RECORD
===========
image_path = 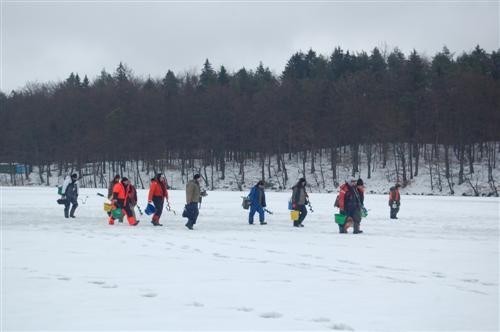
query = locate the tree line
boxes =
[0,45,499,191]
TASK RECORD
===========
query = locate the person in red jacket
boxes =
[148,173,169,226]
[108,177,139,226]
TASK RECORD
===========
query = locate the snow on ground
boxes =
[1,187,499,331]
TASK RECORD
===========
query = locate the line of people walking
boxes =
[59,172,402,233]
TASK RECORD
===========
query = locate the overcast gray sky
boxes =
[1,0,499,93]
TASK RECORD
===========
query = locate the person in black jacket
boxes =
[291,178,309,227]
[61,173,79,218]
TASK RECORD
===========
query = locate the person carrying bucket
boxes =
[148,173,169,226]
[107,174,123,222]
[109,177,139,226]
[291,178,309,227]
[337,176,364,234]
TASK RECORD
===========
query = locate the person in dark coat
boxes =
[389,183,401,219]
[291,178,309,227]
[248,180,267,225]
[338,176,364,234]
[61,173,79,218]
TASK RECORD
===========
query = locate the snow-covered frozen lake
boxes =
[1,187,498,331]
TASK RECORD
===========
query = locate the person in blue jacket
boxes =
[248,180,267,225]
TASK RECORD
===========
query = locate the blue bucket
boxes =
[145,203,156,215]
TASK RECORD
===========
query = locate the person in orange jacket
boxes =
[389,183,401,219]
[108,177,139,226]
[106,174,122,221]
[148,173,169,226]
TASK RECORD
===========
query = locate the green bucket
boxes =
[334,213,346,225]
[111,208,123,219]
[361,206,368,218]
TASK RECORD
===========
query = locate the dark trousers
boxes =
[186,202,199,226]
[249,205,264,224]
[390,206,400,218]
[294,204,307,226]
[152,196,164,222]
[346,209,362,232]
[64,197,78,218]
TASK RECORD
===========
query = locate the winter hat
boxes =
[299,178,306,183]
[257,180,265,186]
[113,174,121,181]
[357,178,364,186]
[395,183,401,188]
[71,173,78,179]
[121,177,129,182]
[194,174,201,180]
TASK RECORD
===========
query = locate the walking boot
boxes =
[70,206,77,218]
[353,222,363,234]
[151,215,163,226]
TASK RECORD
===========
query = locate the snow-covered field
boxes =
[1,187,499,331]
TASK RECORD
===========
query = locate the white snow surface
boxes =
[1,187,499,331]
